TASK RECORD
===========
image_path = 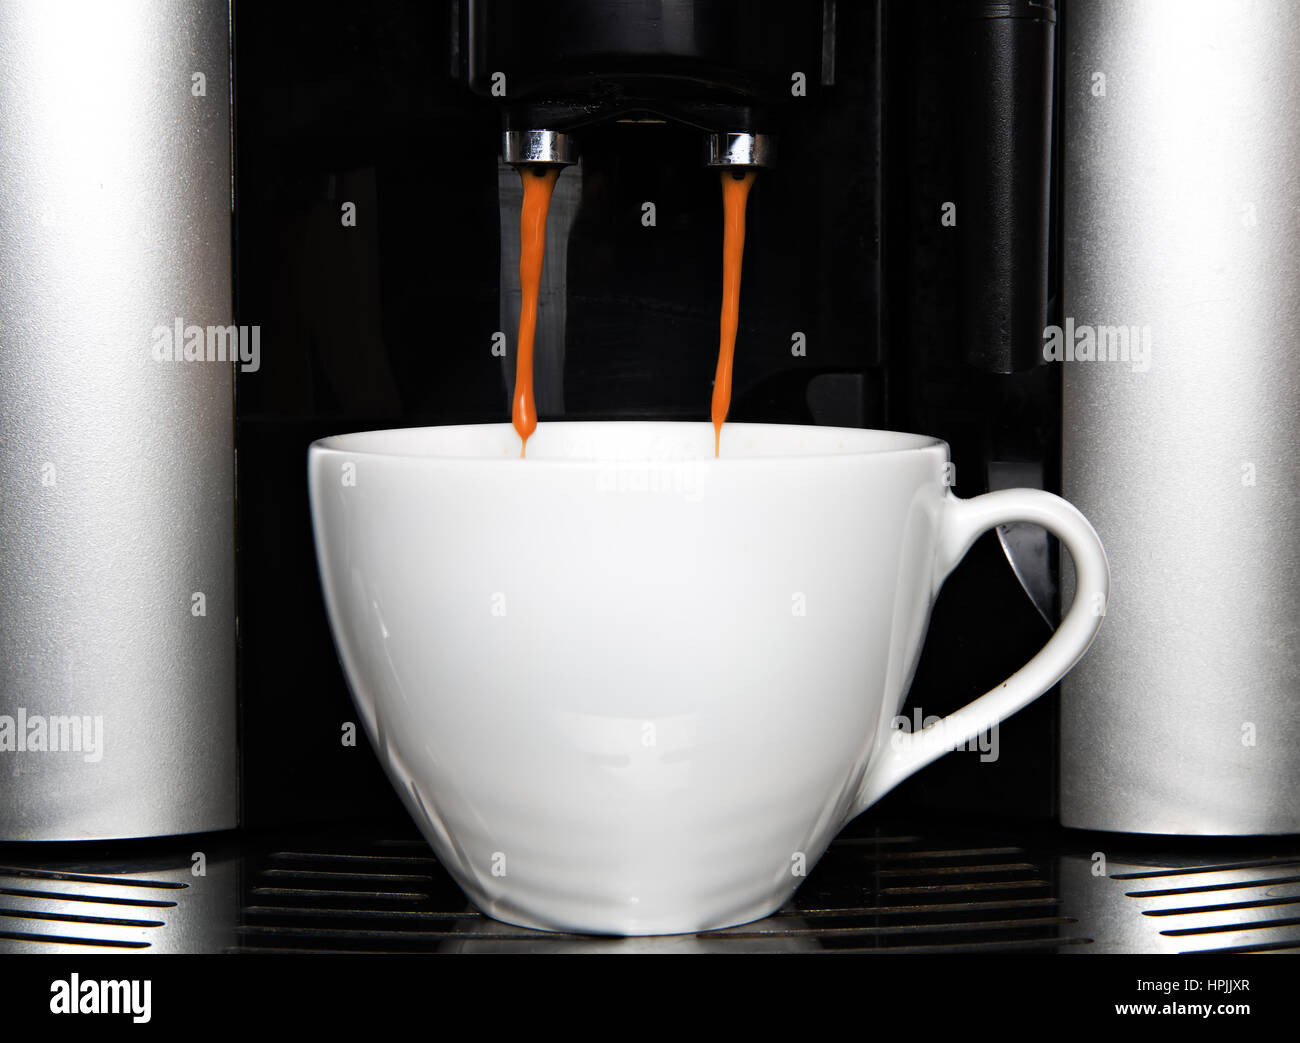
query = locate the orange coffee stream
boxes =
[711,170,757,457]
[511,165,755,458]
[512,166,561,457]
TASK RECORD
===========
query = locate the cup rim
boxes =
[307,421,949,464]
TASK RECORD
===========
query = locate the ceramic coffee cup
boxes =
[308,421,1108,935]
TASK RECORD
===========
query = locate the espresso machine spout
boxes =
[705,132,775,169]
[502,129,579,168]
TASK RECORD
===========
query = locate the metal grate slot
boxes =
[1144,894,1300,918]
[267,851,438,865]
[0,929,153,950]
[1160,915,1300,938]
[1113,858,1300,879]
[1124,874,1300,899]
[251,887,429,901]
[0,908,165,929]
[878,879,1051,895]
[261,870,434,883]
[0,866,186,889]
[1182,940,1300,955]
[0,887,178,908]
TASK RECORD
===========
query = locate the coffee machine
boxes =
[228,0,1071,830]
[4,0,1299,955]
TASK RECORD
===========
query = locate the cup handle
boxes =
[853,488,1110,813]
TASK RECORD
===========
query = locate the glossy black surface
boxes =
[232,0,1060,830]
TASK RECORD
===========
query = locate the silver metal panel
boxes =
[1060,0,1300,833]
[0,1,236,839]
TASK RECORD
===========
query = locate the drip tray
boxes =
[233,828,1088,954]
[5,818,1300,953]
[228,816,1300,954]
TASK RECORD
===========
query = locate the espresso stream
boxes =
[510,165,755,458]
[511,166,561,457]
[711,169,757,457]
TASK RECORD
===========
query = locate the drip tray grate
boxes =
[230,820,1092,954]
[11,820,1297,953]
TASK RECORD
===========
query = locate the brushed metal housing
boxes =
[1060,0,1300,834]
[0,1,236,839]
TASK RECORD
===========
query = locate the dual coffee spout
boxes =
[500,125,768,461]
[502,129,775,171]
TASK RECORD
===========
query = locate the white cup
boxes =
[308,421,1108,935]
